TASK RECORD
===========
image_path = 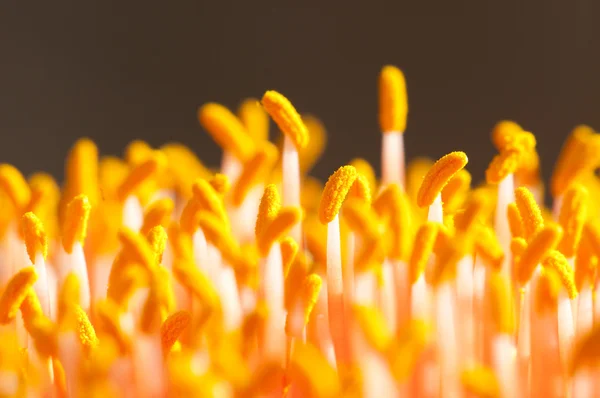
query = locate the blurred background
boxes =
[1,1,599,187]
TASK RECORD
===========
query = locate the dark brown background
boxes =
[1,1,599,186]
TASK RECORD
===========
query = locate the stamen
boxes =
[198,103,256,161]
[140,198,174,236]
[117,151,167,202]
[541,250,577,299]
[209,173,230,195]
[485,150,520,184]
[300,115,327,174]
[256,184,281,238]
[146,225,168,264]
[279,237,298,277]
[257,207,302,256]
[0,164,31,212]
[21,212,48,264]
[0,267,37,323]
[488,272,515,334]
[238,98,269,143]
[460,365,500,398]
[319,165,357,224]
[516,224,563,285]
[160,310,191,353]
[288,343,340,397]
[474,225,504,271]
[557,183,588,258]
[117,228,156,270]
[416,151,468,208]
[261,91,309,150]
[408,222,439,284]
[378,65,408,133]
[231,142,278,206]
[350,158,377,195]
[506,203,523,238]
[61,194,91,254]
[514,187,544,241]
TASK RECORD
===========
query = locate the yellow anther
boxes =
[118,227,156,270]
[146,225,168,264]
[209,173,230,195]
[510,237,528,264]
[299,115,327,174]
[441,168,471,213]
[107,262,148,306]
[431,235,471,286]
[535,268,561,314]
[409,222,439,284]
[95,300,131,353]
[179,198,202,236]
[488,272,515,334]
[125,140,154,166]
[117,151,167,201]
[388,320,430,381]
[167,222,193,261]
[486,150,520,184]
[97,156,129,201]
[319,165,358,224]
[172,258,219,309]
[355,237,386,272]
[289,343,340,398]
[300,274,322,322]
[342,198,380,239]
[350,158,377,195]
[21,212,48,264]
[258,207,303,256]
[27,173,60,227]
[161,143,211,198]
[557,184,588,258]
[416,151,468,208]
[0,267,37,323]
[407,157,434,203]
[256,184,281,238]
[61,194,91,253]
[197,211,239,266]
[161,310,191,353]
[542,250,577,299]
[349,173,372,204]
[140,266,174,333]
[63,138,99,206]
[231,142,278,206]
[28,315,58,358]
[353,305,392,351]
[140,198,174,236]
[280,236,298,277]
[552,125,600,197]
[514,187,544,240]
[507,202,524,238]
[516,224,563,285]
[373,183,412,260]
[0,164,31,211]
[491,120,523,151]
[284,253,309,310]
[570,324,600,375]
[191,178,229,226]
[515,150,541,186]
[20,290,43,330]
[198,102,255,161]
[575,236,597,291]
[474,225,504,271]
[261,90,309,149]
[454,192,491,233]
[58,273,80,318]
[461,365,500,398]
[238,98,269,143]
[379,65,408,132]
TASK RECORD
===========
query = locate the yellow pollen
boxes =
[379,65,408,132]
[510,236,528,264]
[299,115,327,174]
[454,192,491,233]
[256,184,281,239]
[416,151,468,208]
[0,267,38,323]
[125,140,154,166]
[146,225,168,264]
[516,224,563,285]
[409,222,439,283]
[507,202,524,238]
[461,365,500,398]
[350,173,372,204]
[258,207,303,256]
[198,102,255,161]
[231,142,278,206]
[280,237,298,277]
[209,173,230,195]
[542,250,577,299]
[74,306,99,351]
[319,165,358,224]
[557,183,588,258]
[289,343,340,398]
[238,98,269,143]
[61,194,91,253]
[261,90,309,149]
[28,315,58,358]
[0,163,31,211]
[353,305,392,352]
[58,273,80,318]
[373,183,412,260]
[118,228,156,270]
[191,178,229,227]
[284,253,309,311]
[140,198,174,236]
[474,225,504,271]
[161,310,191,354]
[20,290,43,330]
[575,236,597,290]
[21,212,48,264]
[117,151,167,202]
[488,272,515,334]
[179,198,203,236]
[197,212,240,266]
[350,158,377,195]
[342,198,380,240]
[95,300,131,353]
[485,150,520,184]
[161,143,211,198]
[514,187,544,240]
